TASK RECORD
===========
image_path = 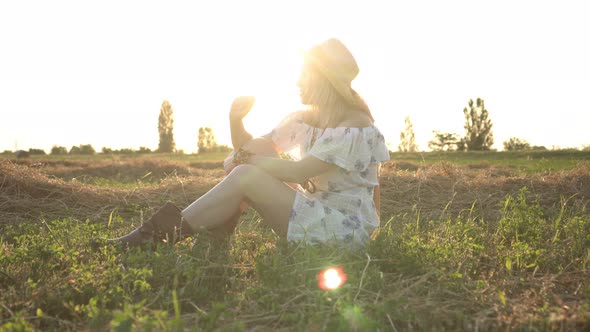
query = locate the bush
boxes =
[79,144,96,155]
[69,145,95,155]
[531,145,548,151]
[15,150,30,158]
[118,148,135,154]
[69,146,81,155]
[503,137,531,151]
[137,147,152,154]
[28,148,46,155]
[50,146,68,155]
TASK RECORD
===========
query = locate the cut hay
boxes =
[1,158,589,228]
[379,161,590,221]
[0,159,224,227]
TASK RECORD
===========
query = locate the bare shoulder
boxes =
[300,110,315,124]
[338,110,373,128]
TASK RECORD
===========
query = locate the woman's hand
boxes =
[230,96,256,120]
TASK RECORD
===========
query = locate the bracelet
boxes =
[232,148,254,165]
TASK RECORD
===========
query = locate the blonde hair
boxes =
[304,64,374,127]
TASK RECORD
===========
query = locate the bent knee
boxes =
[228,164,264,189]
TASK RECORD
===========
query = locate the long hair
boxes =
[304,64,374,127]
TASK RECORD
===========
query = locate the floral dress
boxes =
[267,111,390,246]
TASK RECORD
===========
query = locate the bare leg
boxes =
[182,164,296,237]
[205,137,281,238]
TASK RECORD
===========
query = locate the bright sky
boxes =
[1,0,589,153]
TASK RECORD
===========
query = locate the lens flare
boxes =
[317,267,347,290]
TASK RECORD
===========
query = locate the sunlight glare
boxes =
[317,267,347,290]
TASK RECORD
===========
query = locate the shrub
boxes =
[28,148,46,155]
[79,144,96,155]
[503,137,530,151]
[69,146,81,155]
[50,146,68,155]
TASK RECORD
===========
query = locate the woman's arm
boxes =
[230,116,253,150]
[373,185,381,220]
[250,155,337,184]
[229,96,255,149]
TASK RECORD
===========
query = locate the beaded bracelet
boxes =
[232,148,254,165]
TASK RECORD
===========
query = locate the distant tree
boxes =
[428,131,463,151]
[79,144,96,155]
[503,137,530,151]
[28,148,46,155]
[51,145,68,155]
[137,146,152,154]
[118,148,135,154]
[69,146,81,155]
[198,127,218,153]
[69,144,95,155]
[158,100,176,153]
[215,145,232,153]
[463,98,494,151]
[531,145,548,151]
[583,145,590,152]
[16,150,30,158]
[102,147,113,154]
[398,116,419,152]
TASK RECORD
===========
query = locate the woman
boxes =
[108,38,390,248]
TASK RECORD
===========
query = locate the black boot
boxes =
[104,202,193,248]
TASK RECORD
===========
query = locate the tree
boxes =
[198,127,218,153]
[137,146,152,154]
[69,144,95,155]
[398,116,419,152]
[503,137,530,151]
[69,146,81,155]
[51,145,68,155]
[463,98,494,151]
[28,148,46,155]
[158,100,176,153]
[79,144,96,155]
[428,131,463,151]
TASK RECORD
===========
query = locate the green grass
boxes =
[1,189,589,331]
[6,150,589,173]
[391,150,590,173]
[1,151,590,330]
[2,152,230,163]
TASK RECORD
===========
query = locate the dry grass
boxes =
[2,158,589,228]
[0,158,223,226]
[379,160,590,222]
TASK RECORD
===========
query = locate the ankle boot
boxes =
[105,202,193,248]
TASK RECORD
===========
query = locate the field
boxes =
[1,151,589,331]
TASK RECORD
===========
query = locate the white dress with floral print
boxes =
[267,111,390,246]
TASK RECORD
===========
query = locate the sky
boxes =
[1,0,589,153]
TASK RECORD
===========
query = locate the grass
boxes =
[1,152,589,331]
[391,150,590,173]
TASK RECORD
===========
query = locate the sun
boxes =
[237,44,306,137]
[181,36,322,151]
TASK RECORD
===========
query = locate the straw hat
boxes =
[304,38,360,106]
